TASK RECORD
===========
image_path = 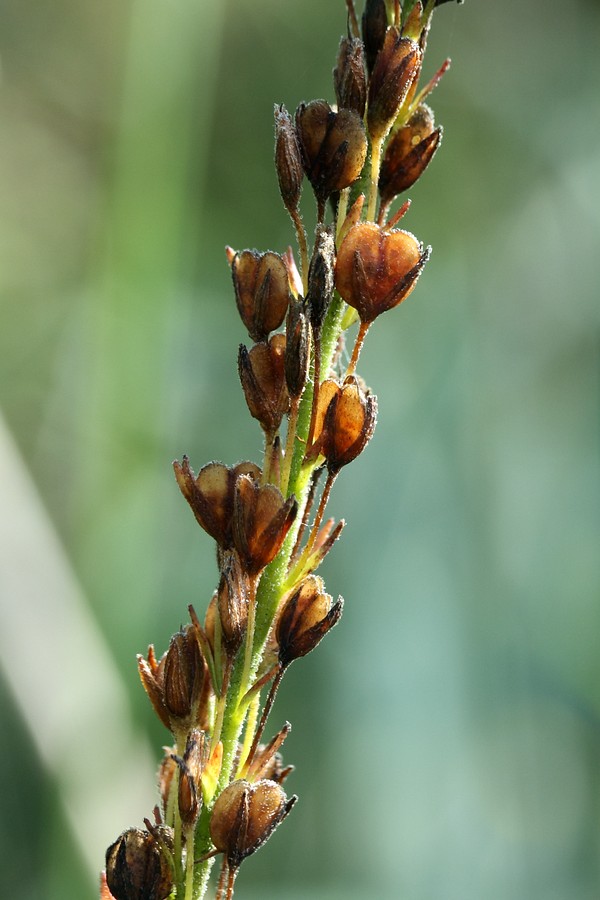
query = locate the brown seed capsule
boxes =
[335,222,430,323]
[172,730,206,828]
[173,458,261,549]
[210,779,297,870]
[295,100,367,212]
[306,226,335,336]
[361,0,389,74]
[238,334,290,438]
[379,104,442,202]
[284,298,310,400]
[320,375,378,472]
[274,104,304,215]
[233,475,297,575]
[163,625,208,730]
[367,29,421,144]
[105,827,173,900]
[232,250,291,342]
[276,575,343,668]
[217,560,248,651]
[333,37,367,117]
[138,646,170,731]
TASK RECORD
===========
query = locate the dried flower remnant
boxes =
[103,1,463,897]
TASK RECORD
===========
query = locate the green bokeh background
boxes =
[1,1,599,898]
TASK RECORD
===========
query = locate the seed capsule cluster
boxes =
[103,2,460,898]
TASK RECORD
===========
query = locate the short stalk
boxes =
[346,320,371,376]
[367,137,383,223]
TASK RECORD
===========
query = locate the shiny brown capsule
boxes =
[233,476,297,576]
[274,104,304,215]
[333,37,367,117]
[276,575,343,668]
[361,0,388,74]
[367,29,421,144]
[210,779,297,869]
[232,250,291,342]
[238,334,290,438]
[173,458,261,549]
[163,625,207,729]
[295,100,367,214]
[320,376,378,473]
[335,222,430,323]
[379,104,442,203]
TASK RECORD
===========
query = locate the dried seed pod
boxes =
[210,779,297,869]
[333,37,367,117]
[217,561,248,651]
[284,299,310,400]
[232,250,291,342]
[233,476,297,575]
[335,222,430,323]
[295,100,367,211]
[138,646,169,731]
[276,575,343,668]
[238,334,290,438]
[321,376,378,473]
[172,730,206,828]
[105,827,173,900]
[274,104,304,215]
[379,104,442,202]
[367,29,421,144]
[306,226,335,337]
[173,458,261,549]
[163,625,208,731]
[308,378,341,457]
[361,0,388,74]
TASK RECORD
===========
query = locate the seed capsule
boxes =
[367,29,421,144]
[163,625,207,729]
[306,226,335,337]
[284,299,310,400]
[233,476,297,575]
[173,458,261,549]
[217,561,248,652]
[333,37,367,117]
[295,100,367,212]
[210,779,297,870]
[320,375,378,473]
[379,104,442,202]
[276,575,343,668]
[232,250,291,343]
[105,827,173,900]
[361,0,388,74]
[238,334,290,438]
[274,104,304,215]
[335,222,430,323]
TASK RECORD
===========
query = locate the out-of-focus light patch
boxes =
[0,412,156,878]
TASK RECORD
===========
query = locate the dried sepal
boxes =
[276,575,343,668]
[105,827,174,900]
[242,722,292,783]
[379,104,442,203]
[367,29,421,144]
[173,458,261,549]
[295,100,367,211]
[138,648,170,731]
[232,250,291,342]
[333,36,367,117]
[238,335,290,438]
[157,749,177,821]
[209,779,297,870]
[233,476,297,575]
[171,729,207,828]
[335,221,430,323]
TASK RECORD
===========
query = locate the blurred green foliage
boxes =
[1,0,599,898]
